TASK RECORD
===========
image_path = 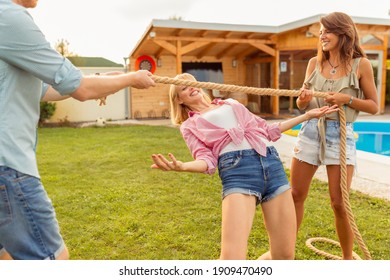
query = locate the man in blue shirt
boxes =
[0,0,155,260]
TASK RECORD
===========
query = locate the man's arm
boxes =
[69,70,155,102]
[41,86,69,102]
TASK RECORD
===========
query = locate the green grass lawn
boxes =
[36,125,390,260]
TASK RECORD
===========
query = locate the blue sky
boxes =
[30,0,390,64]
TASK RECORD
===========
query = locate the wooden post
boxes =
[380,35,388,114]
[289,53,294,114]
[176,40,182,74]
[272,50,280,116]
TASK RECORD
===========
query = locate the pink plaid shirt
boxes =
[180,98,281,174]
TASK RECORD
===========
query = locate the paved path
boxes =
[272,133,390,202]
[267,112,390,202]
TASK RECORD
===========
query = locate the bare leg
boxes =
[0,251,13,260]
[259,190,296,260]
[290,158,318,230]
[219,194,257,260]
[56,245,70,260]
[0,245,68,260]
[326,165,355,260]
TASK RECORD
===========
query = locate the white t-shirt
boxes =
[202,104,256,155]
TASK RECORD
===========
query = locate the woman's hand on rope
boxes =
[305,104,339,119]
[297,87,313,110]
[298,87,313,101]
[151,153,184,172]
[324,92,350,106]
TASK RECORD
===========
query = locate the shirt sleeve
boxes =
[0,6,82,95]
[41,82,49,100]
[254,115,281,142]
[180,124,218,175]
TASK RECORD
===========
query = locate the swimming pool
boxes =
[286,121,390,157]
[354,122,390,157]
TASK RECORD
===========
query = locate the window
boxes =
[182,62,223,98]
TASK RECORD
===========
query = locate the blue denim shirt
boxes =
[0,0,82,178]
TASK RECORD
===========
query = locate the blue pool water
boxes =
[354,122,390,157]
[290,121,390,157]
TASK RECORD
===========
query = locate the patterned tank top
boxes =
[304,57,364,122]
[303,58,364,163]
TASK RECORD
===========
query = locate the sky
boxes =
[29,0,390,65]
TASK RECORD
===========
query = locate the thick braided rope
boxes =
[152,75,329,98]
[306,108,371,260]
[151,75,371,260]
[338,108,371,260]
[305,237,362,260]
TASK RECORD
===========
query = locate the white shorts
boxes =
[293,119,356,166]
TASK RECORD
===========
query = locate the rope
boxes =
[338,107,372,260]
[151,74,372,260]
[305,237,362,260]
[152,75,329,98]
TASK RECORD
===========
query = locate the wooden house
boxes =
[128,15,390,119]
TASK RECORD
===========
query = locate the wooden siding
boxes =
[276,26,320,51]
[129,55,246,119]
[130,19,390,116]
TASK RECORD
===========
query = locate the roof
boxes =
[278,14,390,33]
[67,56,123,67]
[130,14,390,59]
[130,19,277,59]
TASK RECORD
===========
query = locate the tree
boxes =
[169,15,183,21]
[40,38,76,125]
[55,38,77,57]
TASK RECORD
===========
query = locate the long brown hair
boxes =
[168,73,212,125]
[318,12,366,72]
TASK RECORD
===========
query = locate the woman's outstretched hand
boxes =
[151,153,184,172]
[306,104,339,119]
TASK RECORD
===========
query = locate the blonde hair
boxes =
[168,73,212,125]
[318,12,365,71]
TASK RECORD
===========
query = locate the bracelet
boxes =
[348,96,354,105]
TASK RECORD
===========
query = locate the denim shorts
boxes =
[0,166,65,260]
[218,147,290,205]
[293,119,356,166]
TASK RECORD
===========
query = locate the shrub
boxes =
[39,101,56,126]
